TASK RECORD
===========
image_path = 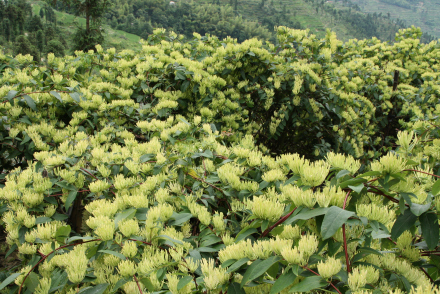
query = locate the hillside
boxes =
[348,0,440,38]
[0,0,141,57]
[103,0,412,43]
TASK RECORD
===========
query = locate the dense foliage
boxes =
[102,0,435,43]
[1,27,440,293]
[0,0,65,59]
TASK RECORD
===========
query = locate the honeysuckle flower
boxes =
[326,152,361,174]
[34,277,51,294]
[247,196,285,222]
[357,265,379,284]
[118,219,140,237]
[118,260,137,277]
[301,160,330,187]
[348,268,368,291]
[356,203,395,224]
[201,258,229,290]
[371,152,407,174]
[281,247,305,265]
[317,257,342,279]
[121,241,138,258]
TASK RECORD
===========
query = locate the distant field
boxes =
[196,0,397,41]
[349,0,440,37]
[30,1,142,51]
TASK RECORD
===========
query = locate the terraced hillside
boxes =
[202,0,414,41]
[30,1,142,51]
[349,0,440,37]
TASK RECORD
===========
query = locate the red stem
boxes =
[80,168,98,180]
[260,207,297,238]
[19,239,101,294]
[404,169,440,179]
[342,191,351,273]
[303,266,342,294]
[419,266,434,284]
[133,275,144,294]
[186,172,225,193]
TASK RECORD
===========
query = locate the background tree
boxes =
[46,39,65,56]
[50,0,110,51]
[36,29,45,55]
[13,35,38,60]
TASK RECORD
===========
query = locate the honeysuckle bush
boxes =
[2,26,440,178]
[2,26,440,294]
[1,111,440,293]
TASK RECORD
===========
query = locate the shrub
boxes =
[1,27,440,294]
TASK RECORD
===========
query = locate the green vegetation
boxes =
[349,0,440,38]
[0,0,140,57]
[104,0,416,43]
[1,26,440,293]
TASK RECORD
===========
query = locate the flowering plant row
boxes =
[1,27,440,294]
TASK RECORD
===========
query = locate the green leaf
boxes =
[67,236,96,243]
[410,202,431,216]
[112,165,120,176]
[6,90,18,100]
[351,247,383,263]
[336,169,351,179]
[112,278,130,293]
[179,117,191,125]
[64,190,77,210]
[226,258,250,273]
[391,209,417,240]
[420,212,439,250]
[69,92,81,102]
[285,207,329,225]
[432,180,440,195]
[338,178,367,189]
[78,283,109,294]
[221,259,237,268]
[197,246,221,252]
[177,276,193,291]
[140,277,155,292]
[35,217,52,224]
[50,91,62,102]
[135,208,149,221]
[289,276,327,292]
[175,70,186,80]
[98,250,126,260]
[321,206,355,240]
[168,213,192,226]
[56,181,77,191]
[114,208,136,227]
[200,235,222,247]
[0,273,21,291]
[270,269,297,294]
[228,282,246,294]
[200,150,213,158]
[49,269,68,293]
[23,95,37,111]
[348,183,364,194]
[240,256,281,286]
[24,272,39,292]
[235,228,258,243]
[139,154,153,163]
[55,225,71,240]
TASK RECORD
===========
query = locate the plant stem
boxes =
[342,191,351,273]
[260,207,297,238]
[133,275,144,294]
[19,239,101,294]
[404,169,440,179]
[303,266,342,294]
